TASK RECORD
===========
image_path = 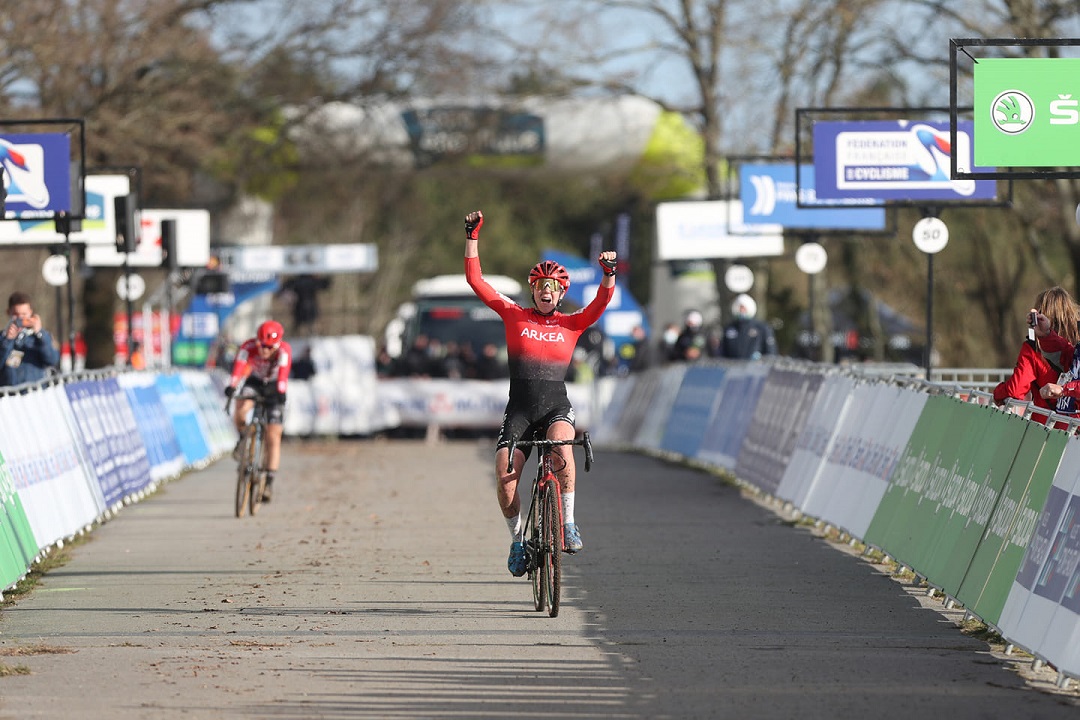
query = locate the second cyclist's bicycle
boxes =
[507,432,593,618]
[226,392,272,518]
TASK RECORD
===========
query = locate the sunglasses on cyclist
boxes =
[260,342,279,351]
[533,278,562,293]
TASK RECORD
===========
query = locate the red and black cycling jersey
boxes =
[229,338,293,395]
[466,256,613,403]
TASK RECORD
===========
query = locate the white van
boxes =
[384,274,523,374]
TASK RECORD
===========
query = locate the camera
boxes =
[1028,311,1038,328]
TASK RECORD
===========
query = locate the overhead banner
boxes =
[974,57,1080,167]
[0,133,72,220]
[655,200,783,260]
[740,162,886,230]
[812,120,997,201]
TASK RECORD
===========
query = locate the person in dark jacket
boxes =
[721,294,777,360]
[1,291,60,386]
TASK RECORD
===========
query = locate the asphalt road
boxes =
[0,439,1077,719]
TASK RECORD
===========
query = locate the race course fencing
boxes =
[590,358,1080,691]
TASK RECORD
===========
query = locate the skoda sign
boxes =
[974,57,1080,167]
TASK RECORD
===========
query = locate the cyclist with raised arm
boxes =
[224,320,292,503]
[463,210,617,577]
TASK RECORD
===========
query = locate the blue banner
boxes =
[740,162,886,230]
[155,374,211,464]
[661,365,727,457]
[0,133,73,219]
[125,382,184,473]
[812,120,997,201]
[64,379,153,507]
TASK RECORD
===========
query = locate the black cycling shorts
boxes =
[496,399,576,462]
[237,378,285,424]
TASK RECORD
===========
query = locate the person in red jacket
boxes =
[464,210,616,577]
[996,286,1079,424]
[224,320,292,502]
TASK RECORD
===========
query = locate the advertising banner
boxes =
[0,449,38,591]
[155,373,212,465]
[740,162,886,230]
[734,367,823,497]
[998,438,1080,663]
[0,133,72,219]
[655,201,783,260]
[812,120,997,201]
[64,379,144,508]
[0,174,126,246]
[775,374,856,508]
[973,58,1080,167]
[118,373,185,483]
[958,425,1065,625]
[660,365,726,458]
[695,363,769,470]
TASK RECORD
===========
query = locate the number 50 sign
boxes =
[912,217,949,255]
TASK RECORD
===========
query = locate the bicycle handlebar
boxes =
[506,432,593,474]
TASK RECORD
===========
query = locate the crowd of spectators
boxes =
[380,335,510,380]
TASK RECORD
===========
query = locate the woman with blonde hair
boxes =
[994,286,1080,423]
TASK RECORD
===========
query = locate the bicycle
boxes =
[507,432,593,618]
[225,391,272,518]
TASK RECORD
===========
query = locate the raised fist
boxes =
[598,251,618,275]
[465,211,484,241]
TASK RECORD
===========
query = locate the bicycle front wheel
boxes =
[248,430,265,516]
[530,493,545,613]
[542,479,562,618]
[234,429,255,518]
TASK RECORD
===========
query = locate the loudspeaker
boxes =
[160,219,178,270]
[114,194,137,254]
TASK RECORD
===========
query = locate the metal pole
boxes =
[64,230,76,370]
[124,254,133,367]
[925,252,933,381]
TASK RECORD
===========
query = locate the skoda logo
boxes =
[991,89,1034,134]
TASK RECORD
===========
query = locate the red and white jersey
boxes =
[229,338,293,394]
[465,256,612,382]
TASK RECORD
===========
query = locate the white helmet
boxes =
[732,294,757,320]
[685,310,703,328]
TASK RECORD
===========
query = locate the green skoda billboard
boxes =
[974,57,1080,167]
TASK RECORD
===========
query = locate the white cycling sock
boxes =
[562,492,575,525]
[505,513,522,542]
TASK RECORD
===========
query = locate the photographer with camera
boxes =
[1,291,60,387]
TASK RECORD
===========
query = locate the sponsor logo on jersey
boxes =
[520,327,566,343]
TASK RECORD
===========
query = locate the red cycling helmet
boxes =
[257,320,284,349]
[528,260,570,291]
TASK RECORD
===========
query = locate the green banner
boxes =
[864,395,958,563]
[957,425,1066,625]
[0,451,37,592]
[974,57,1080,167]
[926,410,1027,596]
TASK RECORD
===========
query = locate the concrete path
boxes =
[0,439,1077,719]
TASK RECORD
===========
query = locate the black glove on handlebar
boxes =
[276,392,287,405]
[224,385,236,398]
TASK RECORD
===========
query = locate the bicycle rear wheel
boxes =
[542,479,562,618]
[234,429,255,518]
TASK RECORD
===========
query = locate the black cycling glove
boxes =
[465,211,484,240]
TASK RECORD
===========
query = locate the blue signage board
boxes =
[740,162,886,230]
[0,133,73,218]
[812,120,997,201]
